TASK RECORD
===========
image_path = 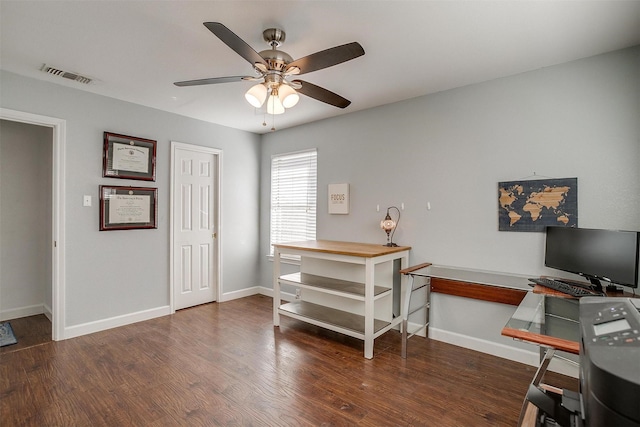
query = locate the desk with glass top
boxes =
[502,292,581,427]
[502,291,580,355]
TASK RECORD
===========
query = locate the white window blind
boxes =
[270,149,317,256]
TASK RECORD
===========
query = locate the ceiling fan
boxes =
[174,22,365,114]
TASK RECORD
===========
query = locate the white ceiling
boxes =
[2,1,639,134]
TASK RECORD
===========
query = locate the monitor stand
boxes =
[588,277,621,293]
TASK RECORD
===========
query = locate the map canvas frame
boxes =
[498,178,577,232]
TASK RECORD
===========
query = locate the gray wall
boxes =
[0,70,261,329]
[258,47,640,362]
[260,46,639,283]
[0,120,53,319]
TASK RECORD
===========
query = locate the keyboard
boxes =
[528,277,600,298]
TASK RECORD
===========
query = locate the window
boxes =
[270,149,317,256]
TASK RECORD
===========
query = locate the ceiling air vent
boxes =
[41,64,92,84]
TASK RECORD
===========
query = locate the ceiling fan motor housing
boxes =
[259,28,293,73]
[259,49,293,72]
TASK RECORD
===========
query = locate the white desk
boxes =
[272,240,410,359]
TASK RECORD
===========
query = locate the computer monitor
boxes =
[544,227,640,292]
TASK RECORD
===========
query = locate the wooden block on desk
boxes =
[520,402,539,427]
[531,284,575,298]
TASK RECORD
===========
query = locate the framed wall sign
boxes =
[99,185,158,231]
[328,183,350,214]
[103,132,157,181]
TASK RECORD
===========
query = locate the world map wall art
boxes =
[498,177,578,232]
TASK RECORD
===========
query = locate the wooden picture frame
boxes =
[99,185,158,231]
[103,132,156,181]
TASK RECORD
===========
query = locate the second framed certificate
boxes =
[103,132,156,181]
[99,186,158,231]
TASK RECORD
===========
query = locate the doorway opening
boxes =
[0,108,66,348]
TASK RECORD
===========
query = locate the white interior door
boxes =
[171,142,220,310]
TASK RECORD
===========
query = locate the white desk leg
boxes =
[363,257,375,359]
[273,248,281,327]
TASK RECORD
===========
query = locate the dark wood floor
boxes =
[0,314,51,355]
[0,295,577,426]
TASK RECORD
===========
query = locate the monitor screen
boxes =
[545,227,639,289]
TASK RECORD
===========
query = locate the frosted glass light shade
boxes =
[380,218,396,232]
[267,95,285,114]
[245,84,267,108]
[278,84,299,108]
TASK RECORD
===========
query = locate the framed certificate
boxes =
[103,132,156,181]
[99,185,158,231]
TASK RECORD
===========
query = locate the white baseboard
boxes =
[258,286,294,301]
[0,304,44,321]
[219,286,261,302]
[428,327,579,378]
[64,305,171,340]
[43,303,53,322]
[63,287,276,340]
[221,285,295,302]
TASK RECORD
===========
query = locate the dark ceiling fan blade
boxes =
[203,22,268,68]
[174,76,253,87]
[286,42,364,75]
[292,80,351,108]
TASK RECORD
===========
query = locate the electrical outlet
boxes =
[295,289,301,299]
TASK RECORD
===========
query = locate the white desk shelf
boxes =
[273,240,411,359]
[279,272,392,301]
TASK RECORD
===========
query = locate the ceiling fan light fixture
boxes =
[267,93,285,115]
[245,83,267,108]
[278,84,299,108]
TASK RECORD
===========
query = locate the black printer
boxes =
[579,297,640,427]
[526,297,640,426]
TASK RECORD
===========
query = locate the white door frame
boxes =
[0,108,66,341]
[169,141,222,312]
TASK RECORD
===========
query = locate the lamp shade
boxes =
[380,216,396,232]
[245,84,267,108]
[267,94,285,115]
[278,84,299,108]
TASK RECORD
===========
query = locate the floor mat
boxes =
[0,322,18,347]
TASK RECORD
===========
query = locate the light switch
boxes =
[83,195,92,207]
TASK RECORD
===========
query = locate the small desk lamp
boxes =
[380,206,400,247]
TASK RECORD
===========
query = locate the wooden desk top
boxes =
[501,326,580,354]
[273,240,411,257]
[532,284,638,298]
